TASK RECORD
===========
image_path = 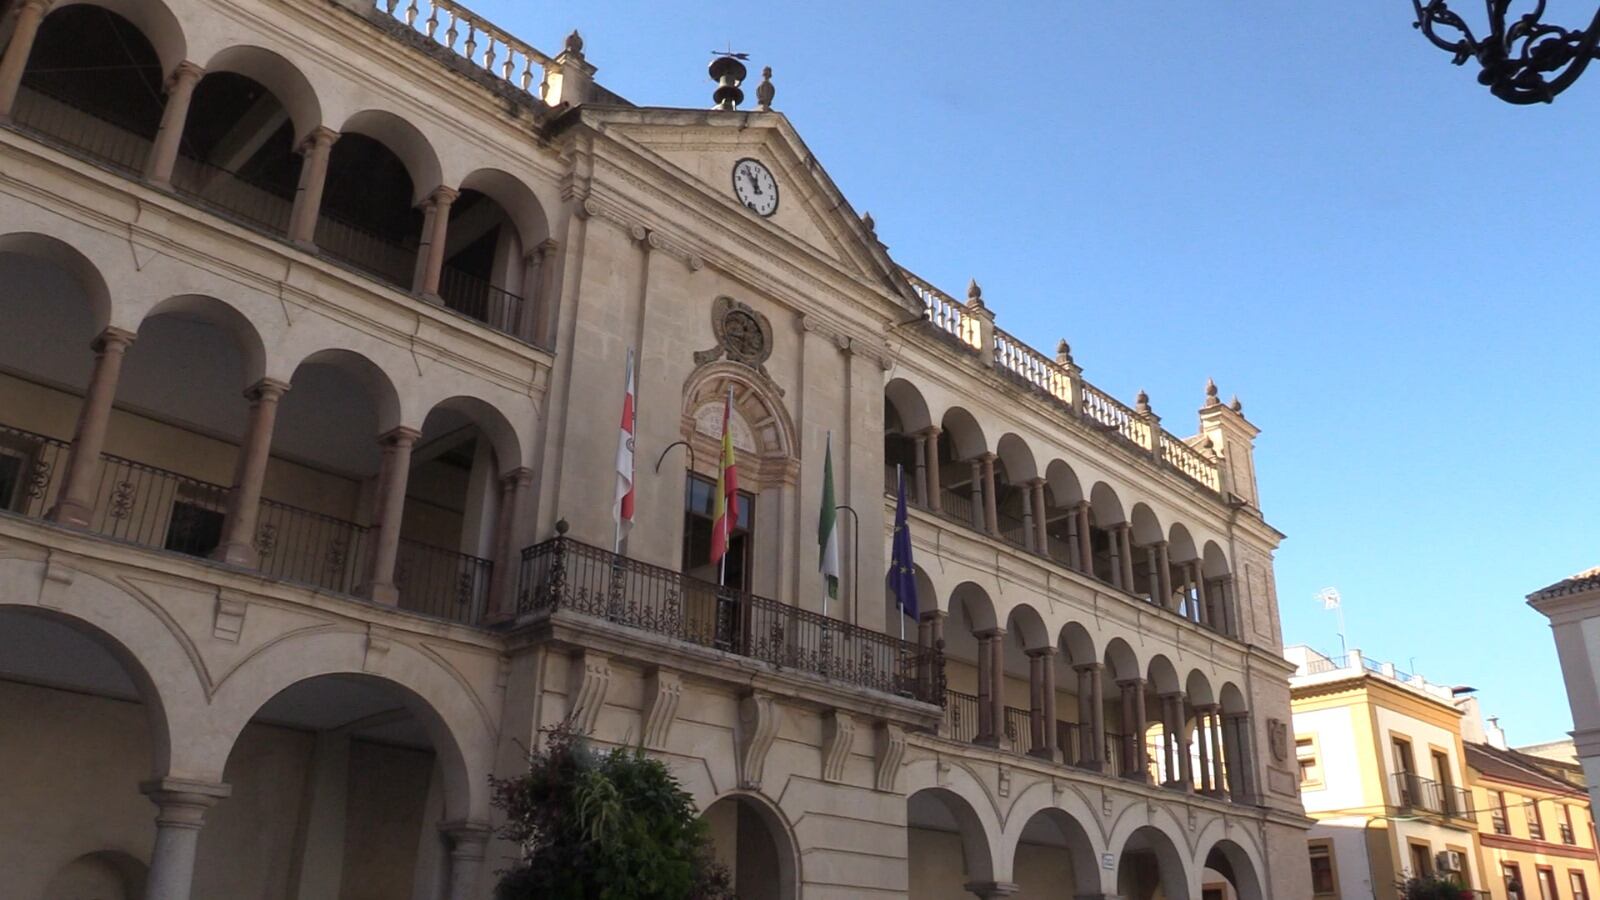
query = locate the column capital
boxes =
[977,451,997,464]
[918,608,948,624]
[92,325,138,353]
[1159,690,1187,703]
[499,466,534,489]
[16,0,55,14]
[167,60,205,90]
[245,377,293,401]
[1116,676,1147,689]
[1196,702,1222,714]
[974,626,1006,640]
[918,424,942,439]
[380,425,423,446]
[426,184,460,208]
[1073,661,1104,675]
[1110,520,1130,533]
[140,778,231,827]
[299,125,340,153]
[1222,710,1250,722]
[1025,645,1058,660]
[440,820,492,854]
[1148,538,1169,549]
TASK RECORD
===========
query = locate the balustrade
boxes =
[377,0,555,102]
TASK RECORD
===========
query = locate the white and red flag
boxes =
[613,348,637,549]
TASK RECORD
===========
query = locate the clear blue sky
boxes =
[484,1,1600,743]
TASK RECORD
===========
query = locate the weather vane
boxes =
[708,46,749,110]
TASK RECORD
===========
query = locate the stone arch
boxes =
[1146,654,1181,696]
[1088,481,1125,526]
[42,850,148,900]
[1202,837,1266,900]
[1103,637,1140,683]
[1004,602,1049,651]
[939,406,987,460]
[682,362,797,487]
[700,791,800,900]
[422,394,522,474]
[137,293,268,387]
[1058,621,1096,667]
[0,231,113,333]
[1202,540,1230,577]
[885,377,933,434]
[1220,682,1248,715]
[1168,523,1199,563]
[200,44,323,143]
[1111,821,1193,900]
[1185,669,1216,708]
[201,630,495,821]
[338,109,444,205]
[458,167,551,249]
[1044,458,1084,508]
[55,0,187,78]
[999,785,1104,897]
[949,581,998,634]
[906,783,997,890]
[288,348,402,437]
[1129,502,1163,546]
[994,432,1037,483]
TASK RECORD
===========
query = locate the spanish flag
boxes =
[709,388,738,566]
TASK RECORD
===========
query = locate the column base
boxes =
[291,238,320,253]
[211,540,259,569]
[362,582,400,606]
[48,498,93,528]
[1029,747,1060,764]
[975,736,1002,749]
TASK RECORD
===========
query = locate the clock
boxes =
[732,158,779,217]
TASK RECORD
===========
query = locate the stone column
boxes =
[1106,524,1127,590]
[0,0,51,122]
[487,467,532,618]
[1195,704,1217,793]
[1225,712,1254,802]
[288,127,339,247]
[923,426,942,512]
[919,609,946,696]
[1074,501,1092,575]
[911,431,929,504]
[1195,567,1212,627]
[413,186,459,297]
[979,453,999,537]
[966,458,979,528]
[1019,487,1036,551]
[362,426,421,605]
[141,779,231,900]
[1172,693,1193,790]
[1210,707,1228,794]
[1117,525,1136,593]
[144,61,204,187]
[1155,542,1173,608]
[1028,478,1048,552]
[443,822,490,900]
[1027,646,1057,761]
[1120,678,1148,779]
[975,628,1000,746]
[1076,663,1105,771]
[1144,543,1161,605]
[50,327,136,527]
[213,378,290,567]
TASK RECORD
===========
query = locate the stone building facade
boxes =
[0,0,1310,897]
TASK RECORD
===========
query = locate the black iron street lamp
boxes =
[1413,0,1600,103]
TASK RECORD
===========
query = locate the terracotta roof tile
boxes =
[1529,566,1600,601]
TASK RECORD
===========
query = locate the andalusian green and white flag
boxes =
[818,432,841,613]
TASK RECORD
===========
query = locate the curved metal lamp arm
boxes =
[1413,0,1600,103]
[654,440,697,474]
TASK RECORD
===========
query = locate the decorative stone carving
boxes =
[997,763,1011,799]
[38,552,74,608]
[568,650,612,735]
[1268,717,1288,762]
[735,691,781,790]
[821,710,854,784]
[874,722,906,793]
[694,296,777,385]
[363,625,391,672]
[213,591,248,643]
[641,667,682,750]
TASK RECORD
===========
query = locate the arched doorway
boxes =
[907,786,993,899]
[1009,808,1100,899]
[1116,824,1190,900]
[1202,839,1265,900]
[701,793,798,900]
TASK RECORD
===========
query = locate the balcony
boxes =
[0,421,493,626]
[513,536,944,704]
[1392,772,1475,824]
[1561,822,1577,844]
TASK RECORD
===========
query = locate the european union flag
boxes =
[889,465,918,623]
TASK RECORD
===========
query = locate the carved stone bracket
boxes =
[213,590,248,643]
[363,625,392,672]
[821,710,854,784]
[641,667,682,750]
[567,650,612,735]
[873,722,906,793]
[997,763,1011,799]
[735,691,782,791]
[38,552,74,608]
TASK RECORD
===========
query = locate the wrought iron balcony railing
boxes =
[1392,772,1474,822]
[515,536,945,704]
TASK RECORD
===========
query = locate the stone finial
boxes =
[756,66,775,110]
[1135,389,1151,415]
[966,278,985,309]
[1200,434,1214,451]
[861,211,876,235]
[1204,378,1220,407]
[1055,339,1073,365]
[563,29,584,56]
[555,518,570,535]
[1229,395,1243,413]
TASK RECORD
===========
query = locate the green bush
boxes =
[491,723,733,900]
[1397,875,1475,900]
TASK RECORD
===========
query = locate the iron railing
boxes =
[313,211,418,289]
[516,536,943,703]
[943,689,980,744]
[1392,773,1474,821]
[10,82,153,175]
[1561,822,1576,844]
[169,154,295,237]
[0,423,69,519]
[438,265,523,336]
[395,537,493,624]
[1003,705,1032,753]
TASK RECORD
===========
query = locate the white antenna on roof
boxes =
[1315,587,1346,658]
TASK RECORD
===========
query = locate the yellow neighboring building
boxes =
[1467,739,1600,900]
[1287,647,1483,899]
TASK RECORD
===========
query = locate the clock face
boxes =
[732,158,779,217]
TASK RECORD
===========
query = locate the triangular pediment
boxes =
[579,107,917,309]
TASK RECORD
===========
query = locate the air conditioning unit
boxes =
[1436,850,1464,872]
